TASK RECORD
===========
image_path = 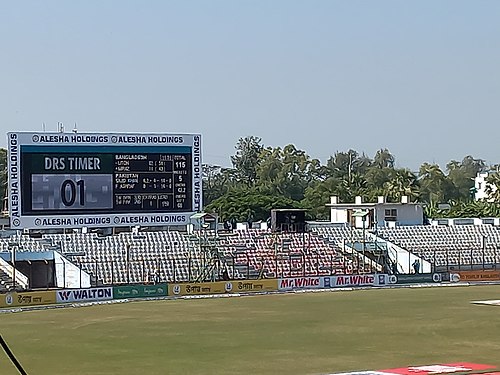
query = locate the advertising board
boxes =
[231,279,277,293]
[278,274,389,291]
[0,291,56,308]
[391,273,442,284]
[456,270,500,282]
[324,274,389,288]
[278,277,323,291]
[113,283,168,299]
[169,281,229,296]
[169,279,277,296]
[7,132,202,229]
[56,287,113,303]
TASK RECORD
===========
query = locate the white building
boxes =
[327,195,424,229]
[474,172,496,201]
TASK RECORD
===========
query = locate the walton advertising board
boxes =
[7,132,202,229]
[56,287,113,303]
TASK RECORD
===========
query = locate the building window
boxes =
[478,182,482,189]
[385,208,397,221]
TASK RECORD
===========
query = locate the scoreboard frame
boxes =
[7,132,202,230]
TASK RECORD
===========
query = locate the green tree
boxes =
[202,164,240,206]
[302,178,340,220]
[364,167,392,200]
[383,168,420,202]
[256,144,320,201]
[326,149,370,180]
[373,148,395,169]
[447,156,486,201]
[418,162,455,203]
[230,136,264,186]
[200,138,500,222]
[302,172,369,220]
[322,150,372,201]
[205,188,299,222]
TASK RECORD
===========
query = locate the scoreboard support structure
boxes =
[7,132,202,230]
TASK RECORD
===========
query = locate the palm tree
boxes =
[418,163,448,203]
[384,169,419,202]
[373,148,395,169]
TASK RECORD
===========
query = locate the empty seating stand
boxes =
[216,227,356,278]
[2,223,496,287]
[378,224,500,269]
[0,231,202,286]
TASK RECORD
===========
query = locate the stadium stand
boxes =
[311,225,386,273]
[216,227,362,278]
[1,223,499,287]
[0,231,200,286]
[0,255,29,291]
[59,230,207,285]
[0,226,361,286]
[378,224,500,269]
[0,268,13,292]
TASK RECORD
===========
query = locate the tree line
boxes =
[202,136,500,222]
[1,139,500,222]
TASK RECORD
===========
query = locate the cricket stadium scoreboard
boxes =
[7,132,202,229]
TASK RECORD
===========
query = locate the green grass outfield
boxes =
[1,285,500,375]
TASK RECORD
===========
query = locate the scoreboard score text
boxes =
[8,132,202,229]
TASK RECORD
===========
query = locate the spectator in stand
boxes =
[412,259,420,274]
[154,269,160,284]
[392,261,398,275]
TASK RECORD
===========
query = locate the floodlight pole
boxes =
[11,243,16,291]
[496,244,499,270]
[126,243,130,284]
[470,245,474,271]
[12,230,21,291]
[482,235,486,270]
[362,214,366,274]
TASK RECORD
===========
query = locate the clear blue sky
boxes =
[1,1,499,171]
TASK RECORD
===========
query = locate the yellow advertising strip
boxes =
[169,279,278,297]
[458,270,500,282]
[0,291,57,308]
[232,279,277,293]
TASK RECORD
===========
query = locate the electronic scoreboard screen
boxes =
[8,132,202,229]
